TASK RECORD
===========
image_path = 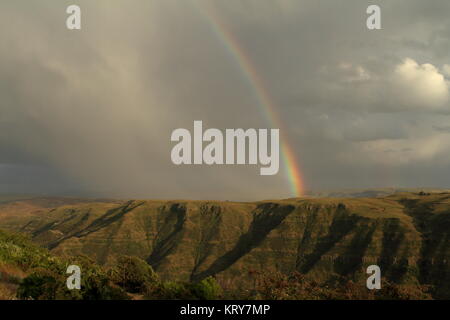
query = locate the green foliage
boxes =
[70,255,130,300]
[16,268,77,300]
[109,255,158,294]
[0,230,128,300]
[16,259,130,300]
[0,231,57,271]
[190,277,222,300]
[145,277,221,300]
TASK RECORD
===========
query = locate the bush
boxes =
[17,257,130,300]
[16,268,69,300]
[190,277,222,300]
[145,277,222,300]
[109,256,158,294]
[70,255,130,300]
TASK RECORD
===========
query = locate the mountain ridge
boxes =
[0,192,448,298]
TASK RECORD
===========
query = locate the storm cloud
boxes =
[1,0,450,200]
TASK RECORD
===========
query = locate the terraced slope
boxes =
[0,193,448,298]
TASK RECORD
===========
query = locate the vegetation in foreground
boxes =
[0,230,222,300]
[0,229,436,300]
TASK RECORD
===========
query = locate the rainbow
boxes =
[192,1,304,197]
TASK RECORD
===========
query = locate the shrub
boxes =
[17,258,130,300]
[190,277,222,300]
[109,256,158,294]
[69,255,130,300]
[17,268,65,300]
[145,277,222,300]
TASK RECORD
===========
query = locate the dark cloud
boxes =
[1,0,450,199]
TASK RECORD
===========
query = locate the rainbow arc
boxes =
[192,1,304,197]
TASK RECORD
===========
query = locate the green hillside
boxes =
[0,193,448,299]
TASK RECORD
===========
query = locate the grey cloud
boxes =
[1,0,450,199]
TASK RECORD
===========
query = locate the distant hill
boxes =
[305,188,450,198]
[0,192,448,299]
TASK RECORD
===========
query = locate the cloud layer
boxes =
[1,0,450,199]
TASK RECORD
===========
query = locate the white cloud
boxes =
[392,58,449,109]
[319,58,449,113]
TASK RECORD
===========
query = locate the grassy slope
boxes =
[0,193,448,298]
[0,229,57,299]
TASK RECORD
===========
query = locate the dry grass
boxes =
[0,263,27,300]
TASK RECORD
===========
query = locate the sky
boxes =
[1,0,450,200]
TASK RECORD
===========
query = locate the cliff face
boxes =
[0,193,448,298]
